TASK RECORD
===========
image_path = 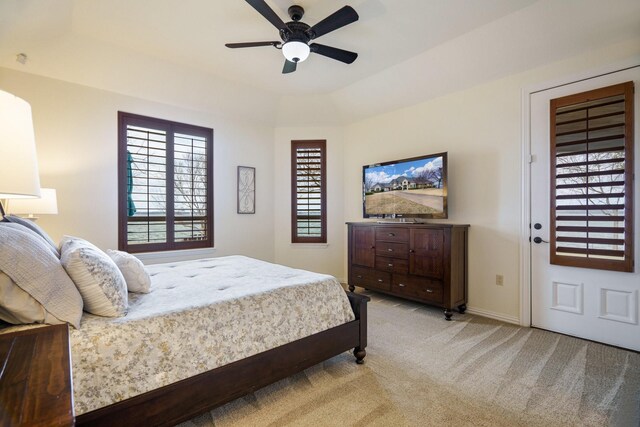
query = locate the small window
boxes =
[291,140,327,243]
[550,81,634,272]
[118,112,213,253]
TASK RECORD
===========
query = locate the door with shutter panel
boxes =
[530,67,640,351]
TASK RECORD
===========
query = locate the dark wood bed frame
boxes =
[76,292,369,427]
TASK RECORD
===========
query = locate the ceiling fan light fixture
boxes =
[282,40,310,63]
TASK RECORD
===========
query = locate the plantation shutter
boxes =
[291,140,327,243]
[118,112,213,253]
[550,81,634,272]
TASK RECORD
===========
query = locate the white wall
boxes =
[273,127,345,280]
[0,68,276,263]
[342,39,640,320]
[2,37,639,321]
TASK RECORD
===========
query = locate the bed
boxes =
[75,255,369,426]
[1,254,369,427]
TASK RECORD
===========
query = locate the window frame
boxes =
[118,112,214,253]
[291,140,327,244]
[549,81,634,272]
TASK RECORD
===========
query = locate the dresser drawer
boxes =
[375,241,409,259]
[375,256,409,274]
[375,227,409,242]
[350,266,391,291]
[393,274,443,304]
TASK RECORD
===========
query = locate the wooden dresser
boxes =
[347,222,469,320]
[0,324,75,426]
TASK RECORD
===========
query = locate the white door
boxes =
[530,66,640,351]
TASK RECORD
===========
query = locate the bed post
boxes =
[346,292,369,364]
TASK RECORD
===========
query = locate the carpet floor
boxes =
[179,291,640,427]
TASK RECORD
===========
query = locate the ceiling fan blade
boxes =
[310,43,358,64]
[225,41,280,48]
[307,6,359,39]
[245,0,287,31]
[282,59,297,74]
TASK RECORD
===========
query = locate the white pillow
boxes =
[0,272,67,326]
[0,226,83,328]
[106,250,151,294]
[60,236,128,317]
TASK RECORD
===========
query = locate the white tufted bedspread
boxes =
[69,255,355,415]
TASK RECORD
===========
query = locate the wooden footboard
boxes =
[76,291,369,427]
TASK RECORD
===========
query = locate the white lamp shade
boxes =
[8,188,58,215]
[0,89,41,198]
[282,41,310,63]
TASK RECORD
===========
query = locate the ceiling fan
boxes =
[226,0,359,74]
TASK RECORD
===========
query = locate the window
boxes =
[291,140,327,243]
[550,81,634,272]
[118,112,213,253]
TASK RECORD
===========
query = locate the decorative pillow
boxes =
[0,222,59,259]
[106,250,151,294]
[0,226,83,328]
[2,215,60,257]
[60,236,128,317]
[0,272,65,325]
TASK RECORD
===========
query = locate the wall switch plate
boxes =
[496,274,504,286]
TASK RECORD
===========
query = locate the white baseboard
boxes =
[466,306,521,325]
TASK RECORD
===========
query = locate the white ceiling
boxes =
[1,0,639,126]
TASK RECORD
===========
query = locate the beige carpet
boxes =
[179,291,640,427]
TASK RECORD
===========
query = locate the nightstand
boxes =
[0,324,75,426]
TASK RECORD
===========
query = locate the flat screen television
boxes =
[363,152,448,219]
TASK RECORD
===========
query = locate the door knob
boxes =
[533,237,549,244]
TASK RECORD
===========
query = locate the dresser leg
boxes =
[458,304,467,314]
[348,284,355,292]
[444,308,453,321]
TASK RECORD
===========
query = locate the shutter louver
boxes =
[550,82,634,272]
[291,140,327,243]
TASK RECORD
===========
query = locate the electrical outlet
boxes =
[496,274,504,286]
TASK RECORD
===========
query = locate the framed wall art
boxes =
[237,166,255,214]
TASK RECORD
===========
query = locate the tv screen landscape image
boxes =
[363,152,447,219]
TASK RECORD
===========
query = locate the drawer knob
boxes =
[377,279,384,282]
[388,263,393,267]
[388,233,395,236]
[409,249,415,253]
[426,289,433,293]
[387,248,393,252]
[398,283,406,287]
[356,275,362,279]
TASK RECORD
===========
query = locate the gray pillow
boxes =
[2,215,60,257]
[0,222,59,259]
[0,225,83,328]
